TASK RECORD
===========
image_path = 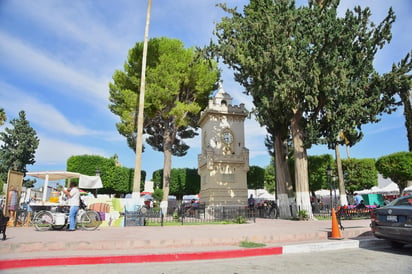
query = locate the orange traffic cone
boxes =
[329,208,343,240]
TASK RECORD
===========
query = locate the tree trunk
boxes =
[274,131,291,218]
[291,111,313,218]
[162,133,173,203]
[345,144,351,159]
[311,190,320,213]
[335,144,348,206]
[132,0,152,197]
[159,124,176,217]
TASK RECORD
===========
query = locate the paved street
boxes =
[3,242,411,274]
[1,218,403,273]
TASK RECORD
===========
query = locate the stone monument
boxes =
[198,82,249,206]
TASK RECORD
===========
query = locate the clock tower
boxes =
[198,82,249,206]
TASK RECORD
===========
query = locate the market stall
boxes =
[26,171,82,202]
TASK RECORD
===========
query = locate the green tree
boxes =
[389,55,412,151]
[0,108,6,126]
[342,158,378,194]
[152,168,200,199]
[264,161,276,194]
[152,188,164,202]
[307,154,334,212]
[263,125,293,217]
[376,152,412,194]
[0,110,39,187]
[109,37,219,202]
[308,155,334,192]
[66,154,144,195]
[212,0,408,216]
[247,166,265,189]
[0,108,6,193]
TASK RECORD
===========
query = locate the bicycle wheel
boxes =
[79,210,101,231]
[33,211,53,231]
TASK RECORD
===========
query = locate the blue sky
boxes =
[0,0,411,183]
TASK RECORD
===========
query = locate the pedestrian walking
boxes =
[7,187,19,222]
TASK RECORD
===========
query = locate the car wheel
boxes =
[390,241,405,249]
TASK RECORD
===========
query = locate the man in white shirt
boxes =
[62,182,80,231]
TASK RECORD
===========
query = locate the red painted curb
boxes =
[0,247,283,270]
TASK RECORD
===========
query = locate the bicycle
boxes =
[15,202,31,226]
[32,203,101,231]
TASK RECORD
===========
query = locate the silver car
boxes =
[371,195,412,248]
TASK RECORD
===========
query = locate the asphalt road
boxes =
[4,242,411,274]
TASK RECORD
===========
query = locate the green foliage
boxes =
[66,154,145,194]
[0,178,4,195]
[234,215,247,224]
[308,154,334,191]
[211,0,410,212]
[0,108,6,126]
[152,169,163,189]
[376,152,412,193]
[388,53,412,151]
[109,37,219,155]
[247,166,265,189]
[109,37,219,201]
[152,168,200,198]
[264,162,276,193]
[342,158,378,194]
[152,188,164,202]
[0,110,39,186]
[297,210,309,221]
[239,241,266,248]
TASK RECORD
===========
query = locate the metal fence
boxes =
[125,205,257,226]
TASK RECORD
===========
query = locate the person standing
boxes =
[62,182,80,231]
[354,192,364,207]
[7,187,18,222]
[248,194,255,217]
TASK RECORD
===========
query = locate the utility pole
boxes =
[132,0,152,198]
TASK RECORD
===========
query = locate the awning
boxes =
[27,171,81,181]
[26,171,102,201]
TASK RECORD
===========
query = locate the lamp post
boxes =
[327,166,332,211]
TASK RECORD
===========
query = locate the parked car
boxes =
[370,194,412,248]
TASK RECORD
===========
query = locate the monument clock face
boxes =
[222,131,233,145]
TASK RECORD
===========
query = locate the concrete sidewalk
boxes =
[0,218,373,261]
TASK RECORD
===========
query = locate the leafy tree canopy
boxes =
[0,110,39,187]
[376,151,412,193]
[210,0,409,214]
[152,168,200,199]
[342,158,378,194]
[247,165,265,189]
[67,154,145,195]
[264,161,276,194]
[109,37,220,156]
[308,154,334,191]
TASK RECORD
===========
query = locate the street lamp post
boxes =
[327,166,332,212]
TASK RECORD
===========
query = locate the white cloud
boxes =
[7,0,133,55]
[36,135,108,165]
[0,82,114,137]
[0,32,109,103]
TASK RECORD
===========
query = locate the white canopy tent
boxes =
[27,171,102,202]
[375,182,399,195]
